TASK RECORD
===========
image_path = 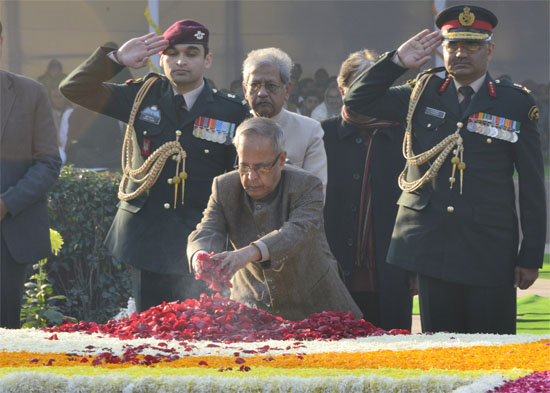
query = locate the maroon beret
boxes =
[163,19,209,50]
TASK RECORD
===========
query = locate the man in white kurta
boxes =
[242,48,327,193]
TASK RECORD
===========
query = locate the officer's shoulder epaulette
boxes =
[406,78,417,88]
[125,72,165,85]
[421,66,446,75]
[495,79,539,120]
[494,79,532,95]
[408,66,446,88]
[212,88,248,106]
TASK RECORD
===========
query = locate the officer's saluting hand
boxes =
[394,30,443,69]
[114,33,168,68]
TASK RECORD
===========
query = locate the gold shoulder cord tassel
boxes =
[169,130,187,209]
[398,74,467,194]
[118,76,188,207]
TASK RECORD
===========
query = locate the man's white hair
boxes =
[233,117,285,155]
[242,47,293,85]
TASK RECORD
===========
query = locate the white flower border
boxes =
[1,329,546,392]
[0,371,508,393]
[1,328,547,358]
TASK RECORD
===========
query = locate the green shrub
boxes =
[21,229,76,328]
[46,167,131,323]
[21,259,76,328]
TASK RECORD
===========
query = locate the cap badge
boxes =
[194,30,205,40]
[459,7,475,26]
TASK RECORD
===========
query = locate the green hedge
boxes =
[46,167,131,323]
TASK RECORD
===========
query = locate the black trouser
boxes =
[351,290,412,331]
[418,274,516,334]
[131,266,209,312]
[0,235,30,328]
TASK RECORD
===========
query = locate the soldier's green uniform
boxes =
[60,46,248,311]
[344,5,546,334]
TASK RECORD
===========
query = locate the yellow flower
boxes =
[49,229,64,256]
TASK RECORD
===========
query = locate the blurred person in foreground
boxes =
[0,21,62,327]
[323,49,413,331]
[187,117,361,321]
[344,5,546,334]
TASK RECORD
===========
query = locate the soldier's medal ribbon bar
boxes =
[467,112,520,143]
[193,116,236,145]
[138,105,161,125]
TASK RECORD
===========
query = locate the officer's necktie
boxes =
[458,86,474,116]
[175,94,187,123]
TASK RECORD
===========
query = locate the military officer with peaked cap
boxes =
[60,20,249,312]
[344,5,546,334]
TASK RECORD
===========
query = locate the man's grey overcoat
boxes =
[188,165,362,321]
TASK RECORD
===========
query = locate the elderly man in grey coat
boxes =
[187,117,361,321]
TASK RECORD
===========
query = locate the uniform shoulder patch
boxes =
[213,89,247,106]
[496,79,533,95]
[528,105,540,121]
[125,72,164,85]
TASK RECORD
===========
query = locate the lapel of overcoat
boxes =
[0,71,16,142]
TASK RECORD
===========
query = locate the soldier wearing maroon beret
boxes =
[344,5,546,334]
[60,20,249,312]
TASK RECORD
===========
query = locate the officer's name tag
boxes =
[424,106,446,119]
[193,116,236,145]
[139,105,161,125]
[467,112,520,143]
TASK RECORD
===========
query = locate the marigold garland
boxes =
[2,340,548,371]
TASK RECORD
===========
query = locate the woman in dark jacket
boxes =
[322,49,413,331]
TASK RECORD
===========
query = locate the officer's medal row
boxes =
[138,106,236,146]
[193,116,236,145]
[467,112,520,143]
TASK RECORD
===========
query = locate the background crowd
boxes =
[37,58,550,171]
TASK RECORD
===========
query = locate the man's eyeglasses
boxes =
[246,81,283,94]
[235,153,282,175]
[443,41,487,53]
